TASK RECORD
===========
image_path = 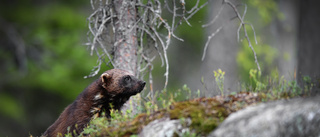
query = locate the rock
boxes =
[139,117,192,137]
[209,96,320,137]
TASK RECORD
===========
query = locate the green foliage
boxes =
[181,130,197,137]
[237,0,284,86]
[242,68,312,99]
[0,93,25,122]
[245,0,283,24]
[213,69,225,96]
[249,69,266,91]
[5,3,99,100]
[237,36,278,84]
[302,76,314,93]
[0,0,98,136]
[81,117,108,136]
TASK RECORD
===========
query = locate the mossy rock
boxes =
[81,92,266,137]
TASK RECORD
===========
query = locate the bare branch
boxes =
[186,1,208,20]
[202,0,260,72]
[202,4,225,28]
[224,0,261,72]
[245,22,258,45]
[202,25,224,61]
[87,0,208,92]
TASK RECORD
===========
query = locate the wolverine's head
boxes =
[89,69,145,117]
[100,69,146,97]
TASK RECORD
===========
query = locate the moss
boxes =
[167,92,265,135]
[168,98,225,134]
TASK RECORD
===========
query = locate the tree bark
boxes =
[297,0,320,89]
[112,0,140,115]
[113,0,138,74]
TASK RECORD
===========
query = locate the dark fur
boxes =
[42,69,145,137]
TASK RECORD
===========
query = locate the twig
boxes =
[202,4,225,28]
[201,25,224,61]
[87,0,209,92]
[202,0,261,72]
[224,0,261,72]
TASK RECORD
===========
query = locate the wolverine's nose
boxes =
[141,81,146,87]
[140,81,146,89]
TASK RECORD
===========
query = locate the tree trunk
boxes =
[297,0,320,90]
[112,0,140,115]
[273,0,298,81]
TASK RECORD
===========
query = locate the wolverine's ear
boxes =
[101,72,111,83]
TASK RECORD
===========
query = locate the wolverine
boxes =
[42,69,146,137]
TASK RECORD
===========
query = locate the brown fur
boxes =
[42,69,145,137]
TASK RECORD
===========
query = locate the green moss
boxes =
[168,99,225,134]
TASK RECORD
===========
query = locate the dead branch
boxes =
[86,0,261,103]
[202,0,261,72]
[87,0,205,92]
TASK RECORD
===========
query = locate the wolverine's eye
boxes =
[124,76,131,83]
